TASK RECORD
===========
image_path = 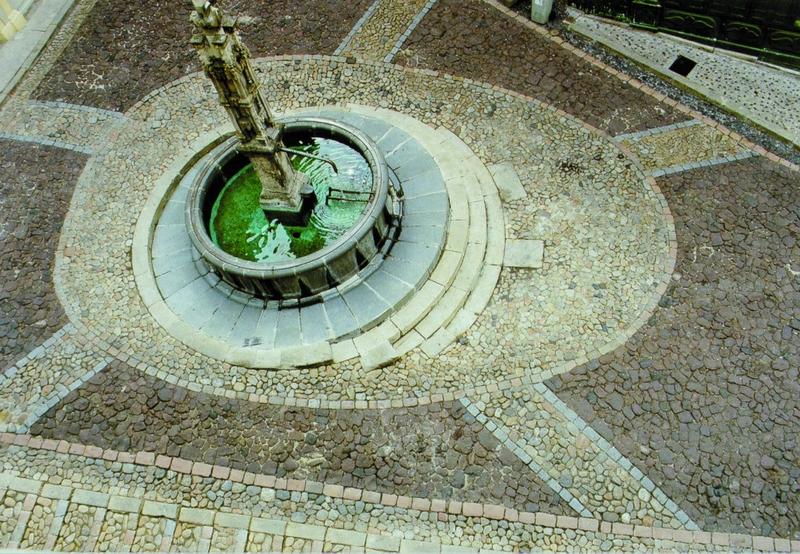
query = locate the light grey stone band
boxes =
[651,150,757,177]
[384,0,439,63]
[613,119,701,142]
[333,0,383,56]
[0,130,94,154]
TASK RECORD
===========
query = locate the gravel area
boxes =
[397,0,687,136]
[32,361,570,514]
[548,156,800,538]
[0,140,86,369]
[33,0,373,112]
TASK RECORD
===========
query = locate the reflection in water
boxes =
[209,136,372,262]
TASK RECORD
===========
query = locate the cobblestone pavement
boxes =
[336,0,435,63]
[0,444,790,552]
[397,0,689,136]
[30,361,571,515]
[615,121,753,175]
[548,157,800,538]
[0,140,85,369]
[0,0,799,550]
[31,0,373,111]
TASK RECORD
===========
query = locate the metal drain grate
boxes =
[669,55,697,77]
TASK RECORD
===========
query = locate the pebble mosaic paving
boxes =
[0,0,799,551]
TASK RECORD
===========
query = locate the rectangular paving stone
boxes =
[393,142,439,170]
[400,223,446,247]
[364,269,414,307]
[488,162,527,202]
[250,518,286,535]
[253,308,279,349]
[40,484,71,500]
[403,190,449,215]
[400,166,446,197]
[199,294,245,338]
[71,489,109,508]
[366,533,402,552]
[142,500,178,519]
[322,296,360,338]
[299,301,331,344]
[504,239,544,269]
[326,528,367,547]
[215,512,250,529]
[384,241,440,280]
[227,305,263,348]
[341,284,392,329]
[108,496,141,514]
[400,538,437,553]
[285,522,326,541]
[377,127,411,154]
[180,507,215,526]
[273,307,302,348]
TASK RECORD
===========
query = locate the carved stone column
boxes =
[190,0,312,218]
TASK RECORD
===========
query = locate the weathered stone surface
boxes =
[549,157,800,538]
[0,140,85,369]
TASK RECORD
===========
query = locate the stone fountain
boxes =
[185,0,402,302]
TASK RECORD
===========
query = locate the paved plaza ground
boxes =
[0,0,798,551]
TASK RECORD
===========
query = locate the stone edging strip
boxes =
[612,119,702,142]
[0,434,796,551]
[383,0,439,63]
[479,0,800,174]
[26,99,127,120]
[0,130,94,154]
[459,397,594,518]
[333,0,383,56]
[651,150,757,177]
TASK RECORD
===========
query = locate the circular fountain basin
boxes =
[186,117,401,302]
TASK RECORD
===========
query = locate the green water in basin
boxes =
[209,136,372,263]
